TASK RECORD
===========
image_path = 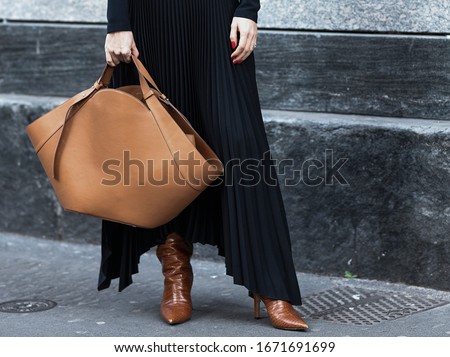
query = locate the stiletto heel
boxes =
[252,293,309,331]
[254,293,261,319]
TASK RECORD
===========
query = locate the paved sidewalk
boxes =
[0,232,449,337]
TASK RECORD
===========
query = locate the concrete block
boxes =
[259,0,450,33]
[1,24,450,120]
[1,94,449,290]
[263,110,450,291]
[1,0,448,33]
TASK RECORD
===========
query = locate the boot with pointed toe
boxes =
[253,293,309,331]
[156,232,193,325]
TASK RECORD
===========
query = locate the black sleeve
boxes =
[234,0,261,23]
[106,0,261,34]
[107,0,131,33]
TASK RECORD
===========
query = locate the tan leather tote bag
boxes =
[25,55,224,228]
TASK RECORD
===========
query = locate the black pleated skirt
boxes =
[98,0,303,305]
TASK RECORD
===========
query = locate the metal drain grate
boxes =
[296,287,448,326]
[0,299,57,313]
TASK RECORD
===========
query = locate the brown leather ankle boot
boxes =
[156,232,193,325]
[253,293,309,331]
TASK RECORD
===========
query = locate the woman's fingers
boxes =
[230,17,257,64]
[104,31,138,66]
[231,31,255,64]
[105,49,118,67]
[233,31,248,63]
[121,47,133,63]
[229,20,238,50]
[131,40,140,58]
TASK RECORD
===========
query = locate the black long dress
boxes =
[99,0,303,305]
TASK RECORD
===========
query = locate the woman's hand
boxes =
[104,31,140,67]
[229,17,257,65]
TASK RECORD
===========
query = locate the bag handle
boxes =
[97,54,162,94]
[51,56,164,180]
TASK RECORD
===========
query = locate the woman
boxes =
[101,0,308,331]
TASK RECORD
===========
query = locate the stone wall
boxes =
[1,1,449,119]
[1,0,449,290]
[2,0,449,33]
[1,95,449,290]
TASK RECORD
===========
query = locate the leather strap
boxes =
[51,82,101,179]
[52,56,165,180]
[98,55,162,93]
[131,55,162,93]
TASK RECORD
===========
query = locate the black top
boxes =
[107,0,261,33]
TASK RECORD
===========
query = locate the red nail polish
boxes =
[231,41,236,49]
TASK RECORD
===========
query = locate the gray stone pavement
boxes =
[0,232,449,337]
